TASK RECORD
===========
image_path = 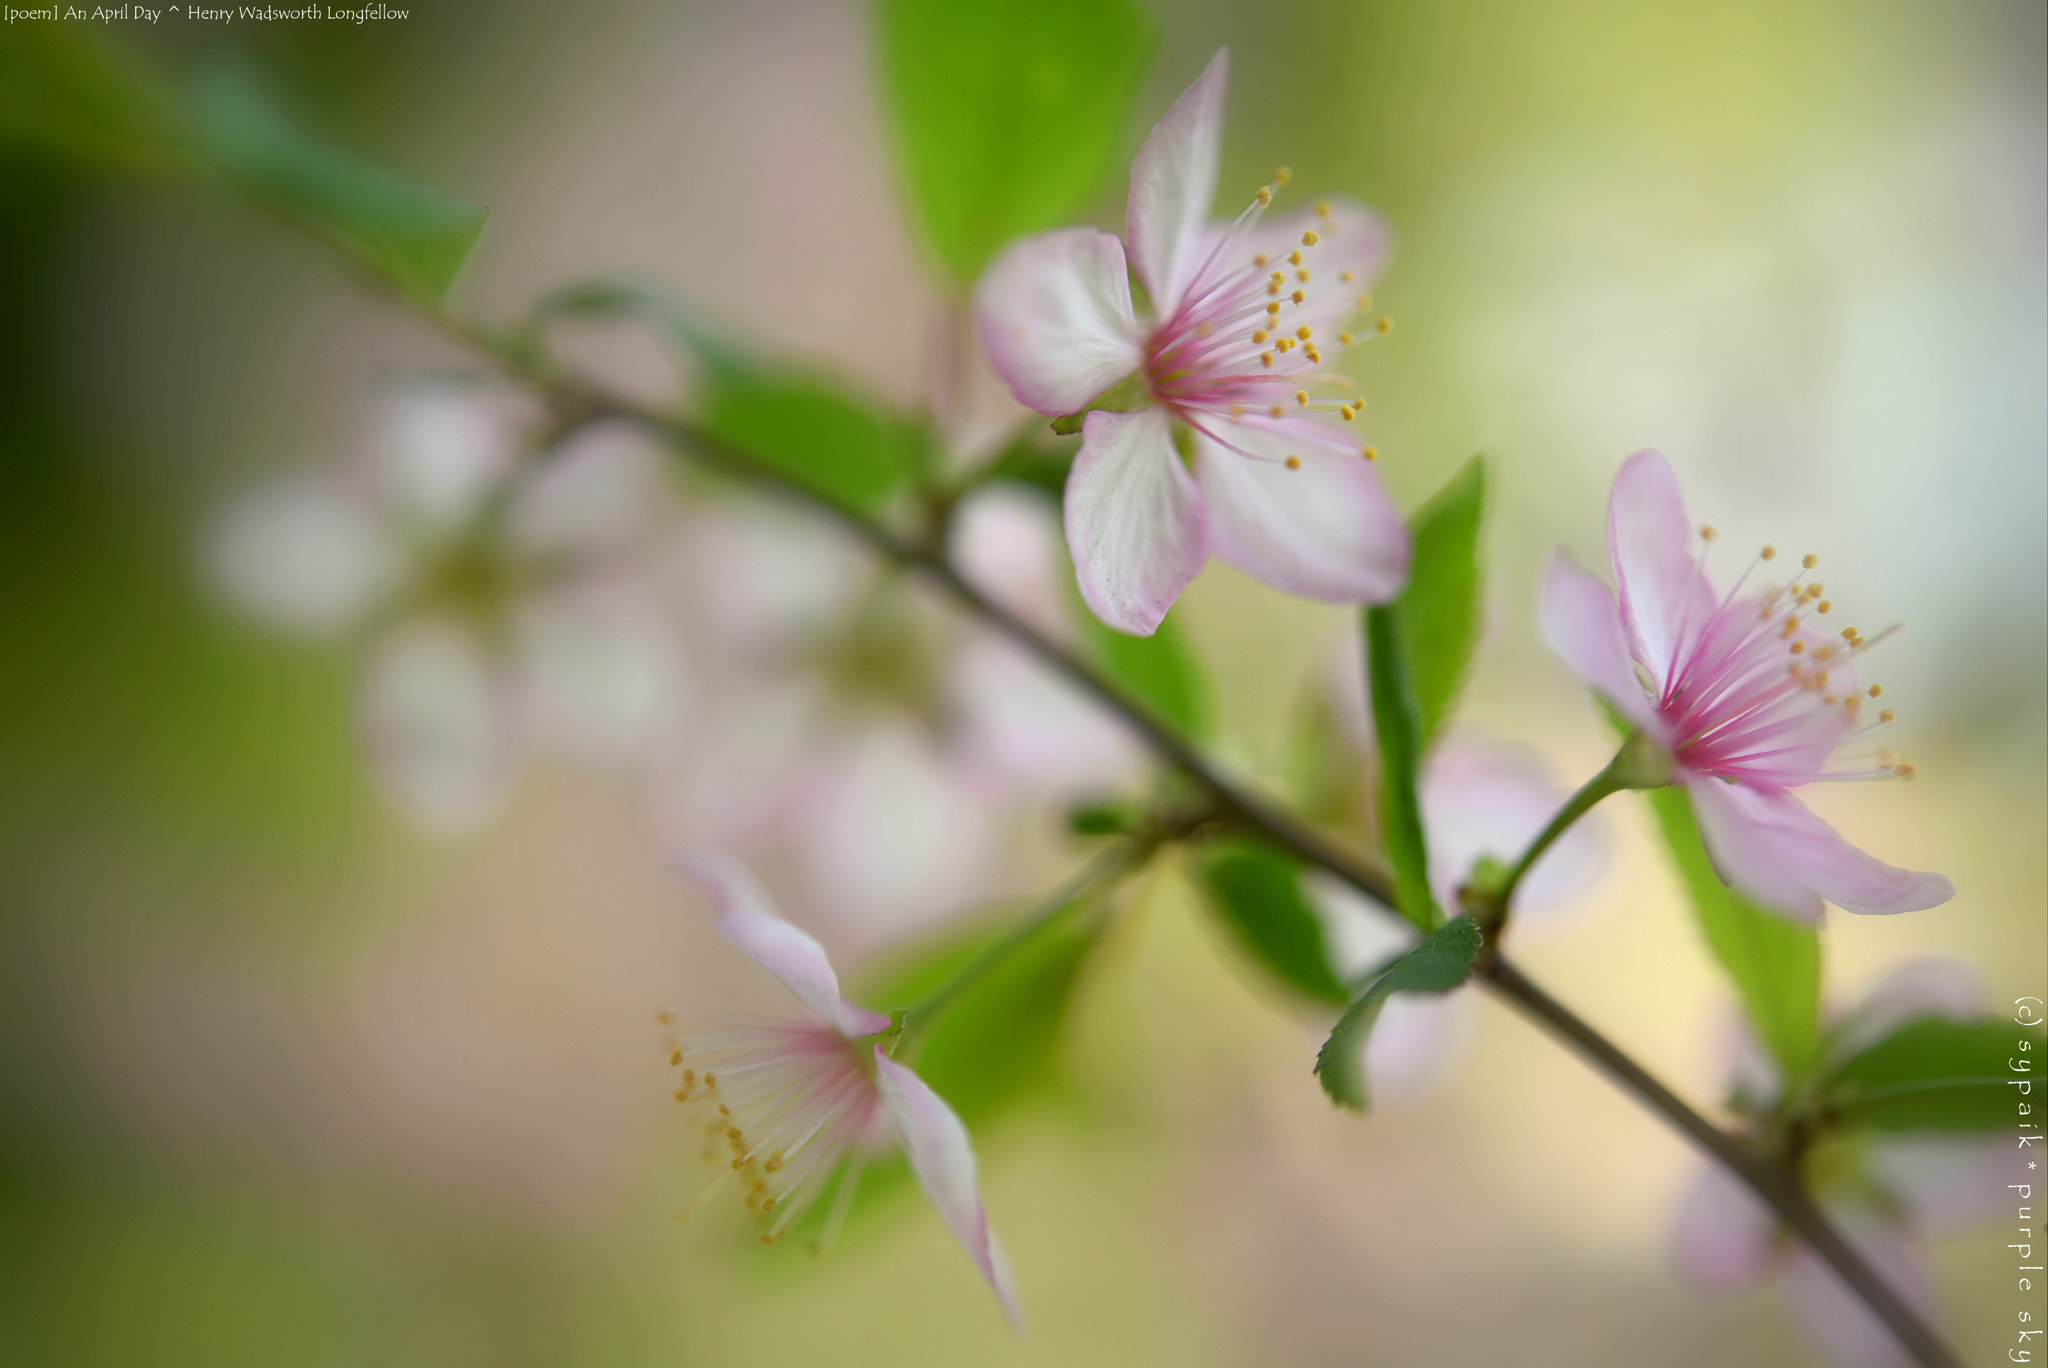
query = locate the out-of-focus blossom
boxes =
[975,49,1407,635]
[1671,959,2017,1367]
[658,483,1143,941]
[1541,449,1952,921]
[209,382,685,834]
[664,855,1022,1331]
[1303,635,1607,1103]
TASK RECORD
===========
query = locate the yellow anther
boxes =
[1296,390,1310,406]
[1297,326,1313,340]
[1289,250,1303,266]
[672,1088,688,1102]
[1822,694,1836,705]
[1802,554,1819,569]
[1229,402,1246,417]
[1269,404,1284,418]
[1363,445,1379,461]
[1340,406,1356,421]
[1302,230,1321,246]
[1303,344,1321,362]
[1879,709,1895,723]
[1868,684,1883,697]
[1253,253,1270,268]
[1699,524,1716,541]
[1357,293,1374,310]
[1842,627,1858,641]
[668,1049,682,1067]
[1256,187,1273,206]
[703,1073,717,1088]
[760,1234,776,1245]
[1275,337,1293,352]
[1817,600,1831,613]
[1268,280,1282,296]
[1375,316,1393,335]
[1260,352,1274,368]
[1297,269,1311,282]
[1339,270,1355,283]
[1760,545,1777,560]
[1790,641,1806,654]
[716,1103,730,1116]
[1292,289,1306,304]
[1274,166,1292,185]
[1267,301,1282,316]
[1338,331,1355,346]
[656,1012,676,1025]
[1315,199,1332,217]
[1285,455,1302,469]
[1894,762,1915,779]
[1251,329,1268,344]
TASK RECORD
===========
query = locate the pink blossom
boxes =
[1540,449,1952,921]
[975,50,1408,635]
[664,855,1022,1330]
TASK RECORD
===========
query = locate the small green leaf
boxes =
[1396,457,1487,753]
[0,28,189,173]
[1315,916,1483,1111]
[876,0,1156,282]
[190,69,487,300]
[1826,1018,2043,1133]
[982,438,1076,499]
[1646,784,1822,1081]
[698,370,924,513]
[1195,839,1349,1006]
[1364,604,1436,931]
[1082,608,1211,740]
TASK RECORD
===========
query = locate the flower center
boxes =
[1141,175,1392,467]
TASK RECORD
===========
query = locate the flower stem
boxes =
[374,291,1958,1368]
[1475,754,1627,940]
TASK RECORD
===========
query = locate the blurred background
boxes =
[0,0,2041,1364]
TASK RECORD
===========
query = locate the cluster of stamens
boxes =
[1143,171,1393,469]
[1662,530,1914,783]
[658,1010,876,1252]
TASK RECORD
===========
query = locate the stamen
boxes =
[1295,390,1310,406]
[1285,456,1301,469]
[1760,545,1777,561]
[1338,331,1355,345]
[1301,230,1320,246]
[1291,289,1306,304]
[1362,446,1379,461]
[1699,524,1716,541]
[1274,166,1292,186]
[1375,316,1394,335]
[1803,554,1819,569]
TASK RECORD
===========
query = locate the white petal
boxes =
[207,471,400,635]
[1064,408,1207,636]
[506,421,667,557]
[364,384,521,539]
[872,1049,1024,1331]
[1605,449,1719,692]
[975,228,1142,416]
[361,619,518,836]
[1194,420,1408,603]
[515,578,685,763]
[947,482,1072,643]
[947,633,1147,798]
[1671,1162,1778,1291]
[1421,738,1604,932]
[1126,49,1228,314]
[797,723,994,941]
[687,499,874,659]
[673,852,891,1039]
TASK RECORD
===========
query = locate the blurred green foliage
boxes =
[1315,915,1481,1111]
[1193,839,1352,1005]
[1825,1017,2044,1134]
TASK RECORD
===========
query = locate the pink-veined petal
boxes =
[1126,49,1228,314]
[1064,407,1208,636]
[1672,1162,1779,1292]
[1233,197,1392,327]
[1539,550,1660,733]
[673,852,891,1040]
[1194,420,1407,602]
[1685,776,1825,922]
[1690,779,1953,918]
[975,228,1143,416]
[1606,450,1718,692]
[872,1048,1024,1333]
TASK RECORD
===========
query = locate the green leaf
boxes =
[530,276,748,377]
[1396,457,1487,753]
[876,0,1156,282]
[982,438,1076,500]
[1081,608,1211,740]
[1315,916,1483,1111]
[1646,784,1822,1081]
[1364,604,1437,931]
[1826,1017,2043,1133]
[698,370,924,513]
[189,69,487,300]
[1194,839,1350,1006]
[0,29,189,173]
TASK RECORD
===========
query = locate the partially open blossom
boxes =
[975,49,1408,634]
[1672,960,2017,1367]
[209,382,685,833]
[1541,449,1952,921]
[663,855,1022,1330]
